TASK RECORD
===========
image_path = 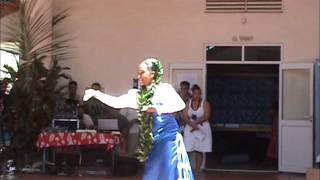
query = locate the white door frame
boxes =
[169,63,206,97]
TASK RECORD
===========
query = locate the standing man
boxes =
[66,81,80,105]
[62,80,81,119]
[175,81,191,129]
[179,81,191,103]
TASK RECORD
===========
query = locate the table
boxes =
[36,131,121,173]
[210,124,272,167]
[212,124,272,132]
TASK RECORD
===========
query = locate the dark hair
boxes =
[142,57,164,85]
[144,60,156,73]
[69,81,77,86]
[180,81,190,88]
[91,82,101,87]
[191,84,201,92]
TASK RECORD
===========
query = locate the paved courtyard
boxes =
[0,171,305,180]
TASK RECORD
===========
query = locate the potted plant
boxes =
[0,0,72,168]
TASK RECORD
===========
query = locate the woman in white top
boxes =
[183,84,212,174]
[83,58,194,180]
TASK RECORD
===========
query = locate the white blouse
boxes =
[93,83,185,115]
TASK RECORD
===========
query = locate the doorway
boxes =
[205,64,279,170]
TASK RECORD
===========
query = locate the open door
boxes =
[279,63,313,173]
[315,60,320,164]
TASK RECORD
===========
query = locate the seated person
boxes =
[78,103,94,129]
[120,108,139,157]
[84,82,129,132]
[91,82,102,91]
[84,82,129,155]
[84,82,114,122]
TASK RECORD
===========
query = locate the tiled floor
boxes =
[0,171,305,180]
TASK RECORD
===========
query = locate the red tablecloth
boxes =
[36,132,120,150]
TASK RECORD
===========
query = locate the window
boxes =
[206,45,281,62]
[245,46,281,61]
[205,0,283,13]
[0,0,19,18]
[206,46,242,61]
[0,49,19,79]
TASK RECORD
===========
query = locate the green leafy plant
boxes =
[0,0,71,164]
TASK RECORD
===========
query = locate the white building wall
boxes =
[52,0,320,95]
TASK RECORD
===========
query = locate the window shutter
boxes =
[206,0,282,13]
[206,0,246,13]
[246,0,282,12]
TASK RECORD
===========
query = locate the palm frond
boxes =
[0,0,73,154]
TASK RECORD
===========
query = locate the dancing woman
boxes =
[83,58,194,180]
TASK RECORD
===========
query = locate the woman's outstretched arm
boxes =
[151,83,185,114]
[83,89,138,109]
